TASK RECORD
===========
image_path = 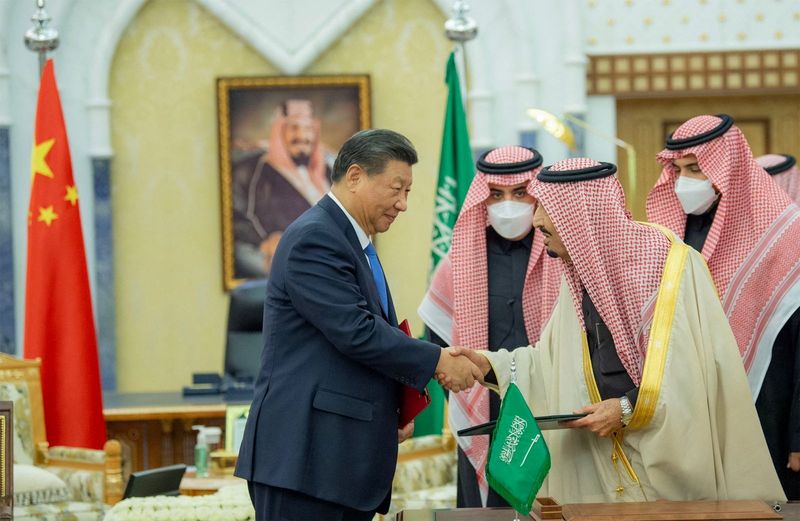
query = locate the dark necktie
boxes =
[364,242,389,315]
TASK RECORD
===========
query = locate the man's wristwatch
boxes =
[619,395,634,427]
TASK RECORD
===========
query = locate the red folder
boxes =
[398,319,432,427]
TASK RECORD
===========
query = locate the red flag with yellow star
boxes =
[24,59,106,449]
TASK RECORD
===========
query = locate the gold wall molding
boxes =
[588,49,800,98]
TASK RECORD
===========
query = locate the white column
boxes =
[86,97,112,159]
[507,0,540,138]
[464,38,493,150]
[0,0,12,126]
[563,0,588,155]
[563,0,587,115]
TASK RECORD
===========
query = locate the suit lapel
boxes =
[318,196,392,322]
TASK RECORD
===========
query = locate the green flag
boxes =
[486,382,551,514]
[429,50,474,270]
[414,50,474,438]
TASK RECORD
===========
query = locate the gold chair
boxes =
[0,353,122,520]
[0,400,13,521]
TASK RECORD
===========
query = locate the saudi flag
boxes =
[486,383,551,514]
[414,49,474,437]
[429,50,474,269]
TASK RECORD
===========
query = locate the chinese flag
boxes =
[24,59,106,449]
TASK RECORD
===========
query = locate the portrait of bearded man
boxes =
[231,99,334,278]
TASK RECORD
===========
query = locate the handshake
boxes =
[434,347,492,392]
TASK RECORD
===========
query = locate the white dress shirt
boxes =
[327,191,372,265]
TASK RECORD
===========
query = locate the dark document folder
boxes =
[398,319,431,426]
[457,413,588,436]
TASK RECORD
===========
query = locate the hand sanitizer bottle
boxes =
[192,425,209,477]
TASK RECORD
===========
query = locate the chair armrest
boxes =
[35,441,49,465]
[393,435,457,494]
[47,446,106,464]
[393,451,456,494]
[43,439,123,505]
[397,434,453,462]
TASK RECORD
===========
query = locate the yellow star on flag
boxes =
[37,206,58,226]
[31,138,56,180]
[64,185,79,206]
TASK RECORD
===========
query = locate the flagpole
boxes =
[24,0,59,78]
[445,1,477,106]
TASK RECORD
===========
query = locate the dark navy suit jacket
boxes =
[234,195,441,513]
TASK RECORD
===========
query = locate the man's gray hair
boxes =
[331,129,418,182]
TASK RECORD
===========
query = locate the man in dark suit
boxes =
[235,128,481,520]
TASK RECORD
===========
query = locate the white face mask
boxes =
[674,176,718,215]
[487,201,534,240]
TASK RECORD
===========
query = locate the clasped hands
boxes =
[434,346,492,392]
[435,347,625,438]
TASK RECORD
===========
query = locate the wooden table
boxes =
[397,501,800,521]
[103,391,249,479]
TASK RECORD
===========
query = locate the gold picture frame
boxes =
[217,75,372,290]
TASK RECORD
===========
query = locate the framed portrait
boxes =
[217,75,371,290]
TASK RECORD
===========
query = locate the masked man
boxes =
[447,157,784,504]
[757,154,800,204]
[648,115,800,499]
[232,99,332,277]
[419,146,560,507]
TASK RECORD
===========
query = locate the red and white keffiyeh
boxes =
[648,115,800,395]
[419,146,561,505]
[533,158,671,383]
[263,99,329,202]
[757,154,800,204]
